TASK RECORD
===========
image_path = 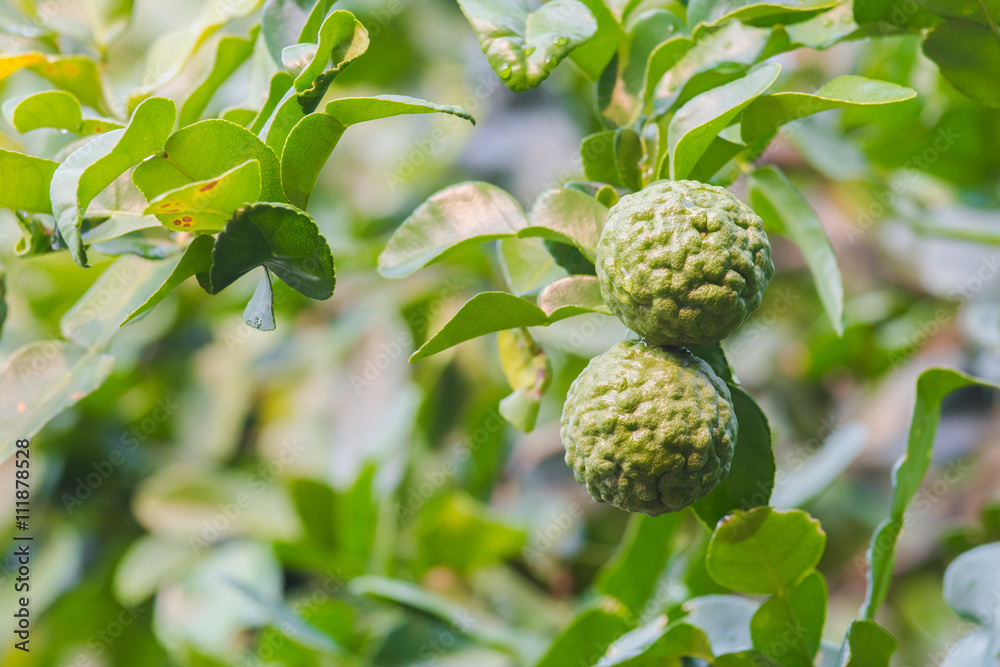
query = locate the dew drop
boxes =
[498,63,512,79]
[524,45,536,56]
[553,35,568,46]
[842,14,852,22]
[545,56,557,67]
[822,18,834,26]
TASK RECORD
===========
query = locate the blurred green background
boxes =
[1,0,999,665]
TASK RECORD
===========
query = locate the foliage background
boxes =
[1,0,999,665]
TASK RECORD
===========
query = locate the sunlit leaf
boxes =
[378,182,526,279]
[51,97,176,267]
[498,237,568,296]
[750,571,826,666]
[522,187,608,261]
[179,26,260,127]
[535,603,633,667]
[143,159,262,232]
[683,595,758,655]
[687,0,838,29]
[497,328,550,431]
[0,52,111,114]
[597,619,714,665]
[537,275,611,318]
[835,620,897,667]
[923,19,1000,108]
[3,90,122,135]
[0,149,58,213]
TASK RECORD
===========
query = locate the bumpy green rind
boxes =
[597,180,774,346]
[560,340,737,516]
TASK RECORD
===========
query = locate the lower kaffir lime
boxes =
[560,340,737,516]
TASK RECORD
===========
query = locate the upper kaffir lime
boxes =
[561,340,737,516]
[597,180,774,346]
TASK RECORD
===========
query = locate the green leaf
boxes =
[923,19,1000,108]
[377,182,526,279]
[120,235,216,326]
[537,275,612,318]
[132,118,284,203]
[243,269,277,332]
[943,542,1000,627]
[410,292,548,362]
[582,131,622,186]
[861,368,1000,620]
[835,620,897,667]
[81,214,161,245]
[0,149,58,213]
[687,0,838,29]
[523,187,608,261]
[281,95,474,209]
[740,75,917,144]
[3,91,122,135]
[614,128,644,191]
[262,0,327,64]
[416,493,526,570]
[667,63,780,180]
[650,21,771,115]
[179,26,260,127]
[0,341,114,462]
[497,328,551,432]
[0,53,111,115]
[683,595,758,655]
[143,159,262,232]
[569,0,624,80]
[707,507,826,595]
[129,0,263,109]
[748,166,844,335]
[693,386,775,527]
[596,513,685,611]
[643,35,694,103]
[290,10,368,95]
[499,237,568,296]
[535,603,633,667]
[750,571,826,666]
[51,96,176,267]
[457,0,599,92]
[206,202,335,300]
[597,620,714,665]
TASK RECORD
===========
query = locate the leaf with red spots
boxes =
[143,160,262,232]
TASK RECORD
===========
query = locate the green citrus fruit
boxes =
[596,180,774,346]
[561,340,737,516]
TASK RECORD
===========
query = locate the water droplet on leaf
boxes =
[553,36,568,46]
[822,18,834,26]
[498,63,512,79]
[524,45,536,56]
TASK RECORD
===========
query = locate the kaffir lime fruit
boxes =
[596,180,774,346]
[560,340,737,516]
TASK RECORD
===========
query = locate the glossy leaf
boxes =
[499,237,568,295]
[750,571,826,666]
[923,19,1000,108]
[707,508,826,595]
[290,10,369,101]
[133,118,284,203]
[457,0,598,92]
[861,368,1000,621]
[683,595,758,655]
[206,202,335,300]
[836,620,897,667]
[597,620,714,665]
[522,187,608,261]
[693,386,775,527]
[667,63,780,180]
[497,328,550,432]
[537,275,611,318]
[0,149,58,213]
[596,513,684,611]
[581,131,622,186]
[378,182,526,279]
[51,96,176,267]
[643,36,694,103]
[688,0,838,28]
[535,604,633,667]
[569,0,623,80]
[0,341,114,462]
[179,26,260,127]
[3,91,122,135]
[741,75,916,143]
[143,159,262,232]
[748,166,845,335]
[281,95,474,209]
[120,235,216,326]
[81,215,161,246]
